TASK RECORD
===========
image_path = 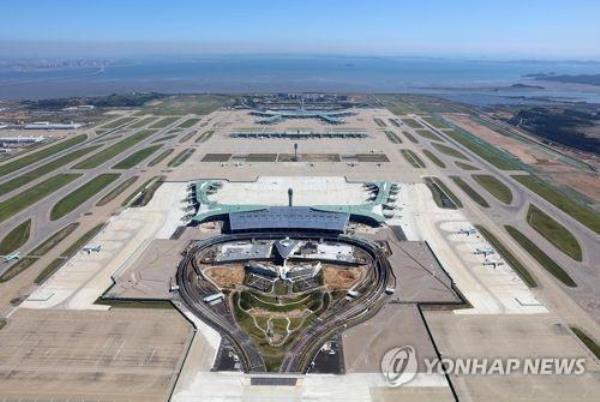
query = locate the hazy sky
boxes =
[1,0,599,59]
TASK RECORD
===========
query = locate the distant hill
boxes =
[524,73,600,86]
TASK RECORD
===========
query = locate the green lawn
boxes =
[0,145,100,195]
[422,149,446,168]
[129,116,157,128]
[400,149,426,168]
[150,117,179,128]
[402,118,423,128]
[0,219,31,254]
[178,118,201,128]
[50,174,120,220]
[96,176,139,206]
[29,223,80,256]
[0,174,81,223]
[416,129,444,142]
[112,145,162,169]
[195,130,214,143]
[475,225,537,287]
[445,129,522,170]
[0,257,37,282]
[451,176,489,208]
[455,161,479,170]
[34,258,66,285]
[148,149,174,167]
[168,149,195,167]
[384,131,402,144]
[570,327,600,360]
[74,130,156,169]
[424,177,463,209]
[0,134,87,177]
[505,225,576,287]
[402,131,418,143]
[432,143,469,160]
[512,174,600,235]
[472,174,513,204]
[526,204,582,261]
[423,116,450,129]
[100,116,136,129]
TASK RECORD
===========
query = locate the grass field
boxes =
[402,118,423,128]
[0,145,101,195]
[0,134,87,177]
[0,174,81,223]
[416,129,444,142]
[432,142,469,160]
[34,258,66,285]
[96,176,139,206]
[195,130,214,143]
[402,131,418,143]
[168,149,195,167]
[122,176,165,207]
[455,161,479,170]
[423,116,450,129]
[143,95,229,115]
[445,128,522,170]
[472,174,513,204]
[50,174,120,220]
[476,225,537,287]
[150,117,179,128]
[422,149,446,168]
[0,219,31,254]
[570,327,600,360]
[148,149,174,167]
[400,149,426,168]
[29,222,80,256]
[178,131,197,143]
[178,118,201,128]
[61,223,105,258]
[425,177,463,208]
[512,174,600,234]
[152,134,178,143]
[505,225,576,287]
[129,116,157,128]
[385,131,403,144]
[100,116,136,129]
[112,145,162,169]
[451,176,489,208]
[0,257,37,282]
[527,204,582,261]
[73,130,156,169]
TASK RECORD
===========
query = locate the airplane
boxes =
[482,260,504,269]
[474,247,495,257]
[82,244,102,254]
[3,251,21,262]
[457,227,477,236]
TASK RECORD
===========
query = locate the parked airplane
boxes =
[457,227,476,236]
[474,247,495,257]
[82,244,102,254]
[3,251,21,262]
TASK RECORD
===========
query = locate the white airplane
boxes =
[482,260,504,269]
[474,247,495,257]
[457,227,477,236]
[82,244,102,254]
[3,251,21,262]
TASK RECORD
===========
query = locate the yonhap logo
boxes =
[381,345,418,387]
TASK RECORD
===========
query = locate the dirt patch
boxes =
[204,266,244,288]
[323,266,362,290]
[444,113,600,202]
